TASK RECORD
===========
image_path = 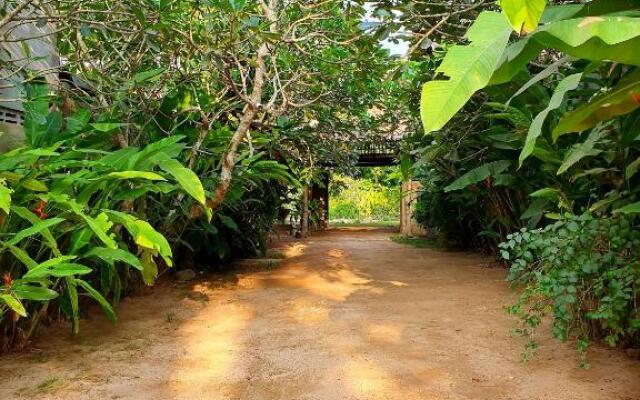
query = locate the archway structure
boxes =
[310,139,424,236]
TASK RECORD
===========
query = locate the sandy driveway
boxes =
[1,227,639,400]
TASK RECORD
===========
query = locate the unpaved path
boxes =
[1,227,639,400]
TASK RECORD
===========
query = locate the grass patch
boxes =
[36,377,61,393]
[331,220,399,228]
[390,234,440,249]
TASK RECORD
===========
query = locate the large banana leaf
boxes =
[421,12,512,134]
[490,38,544,85]
[553,68,640,140]
[534,16,640,66]
[491,15,640,86]
[501,0,547,34]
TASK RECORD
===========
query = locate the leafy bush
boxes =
[407,0,640,354]
[330,168,401,222]
[501,215,640,356]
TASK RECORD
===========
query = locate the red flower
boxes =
[632,93,640,105]
[2,272,11,288]
[33,200,48,219]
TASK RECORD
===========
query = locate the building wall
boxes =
[0,1,58,151]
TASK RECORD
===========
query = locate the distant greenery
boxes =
[332,220,399,228]
[329,167,401,223]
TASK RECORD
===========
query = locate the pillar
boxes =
[400,180,426,237]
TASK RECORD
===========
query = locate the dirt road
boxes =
[1,227,639,400]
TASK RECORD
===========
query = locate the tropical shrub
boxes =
[0,0,392,351]
[406,0,640,352]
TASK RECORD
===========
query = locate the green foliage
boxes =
[444,161,511,192]
[501,215,640,349]
[520,73,582,166]
[501,0,547,34]
[412,0,640,354]
[420,12,513,134]
[330,168,401,222]
[553,68,640,139]
[0,0,392,350]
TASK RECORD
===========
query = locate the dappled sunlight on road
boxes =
[386,280,409,287]
[3,228,639,400]
[285,297,331,325]
[364,321,404,344]
[166,301,254,397]
[237,263,375,301]
[283,243,307,258]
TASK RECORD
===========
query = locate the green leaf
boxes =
[11,285,58,301]
[44,194,117,250]
[501,0,547,34]
[219,214,239,232]
[519,73,583,166]
[557,129,603,175]
[533,16,640,66]
[521,198,549,219]
[106,171,167,181]
[11,206,61,256]
[507,56,570,104]
[22,82,50,147]
[553,69,640,140]
[529,187,559,199]
[229,0,247,12]
[83,247,143,271]
[614,202,640,214]
[444,160,512,192]
[91,123,126,132]
[6,217,65,246]
[130,135,185,170]
[0,294,27,317]
[74,279,116,323]
[7,245,38,269]
[132,68,165,83]
[66,277,79,333]
[574,0,640,18]
[421,12,513,134]
[68,227,93,255]
[156,158,207,207]
[24,261,92,279]
[0,180,11,214]
[65,109,91,135]
[625,156,640,180]
[490,38,544,85]
[140,249,158,286]
[104,211,172,267]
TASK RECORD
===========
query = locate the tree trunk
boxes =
[301,186,309,238]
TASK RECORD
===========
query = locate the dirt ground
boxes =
[1,227,639,400]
